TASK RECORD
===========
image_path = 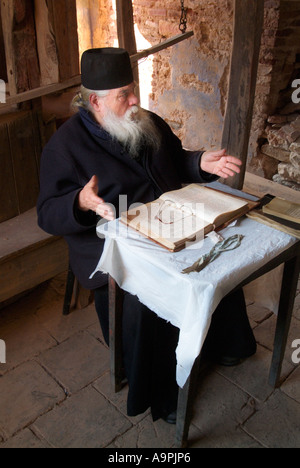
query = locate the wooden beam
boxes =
[116,0,139,94]
[0,4,7,82]
[1,1,19,96]
[4,75,81,107]
[47,0,79,82]
[130,31,194,63]
[116,0,137,55]
[1,31,194,107]
[0,120,18,222]
[1,0,40,95]
[34,0,59,86]
[221,0,264,189]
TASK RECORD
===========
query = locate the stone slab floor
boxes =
[0,272,299,449]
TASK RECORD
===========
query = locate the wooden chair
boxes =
[62,263,94,315]
[63,264,76,315]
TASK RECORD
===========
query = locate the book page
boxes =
[247,210,300,240]
[122,184,252,250]
[122,200,209,250]
[263,198,300,223]
[160,184,248,224]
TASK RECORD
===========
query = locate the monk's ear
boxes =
[89,93,103,112]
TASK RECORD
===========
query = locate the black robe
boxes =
[37,108,216,290]
[37,108,256,421]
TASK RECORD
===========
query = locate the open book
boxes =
[262,197,300,225]
[121,184,257,251]
[246,195,300,240]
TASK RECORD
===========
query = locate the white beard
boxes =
[101,105,161,159]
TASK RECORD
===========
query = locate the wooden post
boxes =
[1,0,18,96]
[1,0,40,95]
[47,0,79,82]
[116,0,137,55]
[34,0,59,86]
[0,4,7,83]
[221,0,264,189]
[116,0,139,97]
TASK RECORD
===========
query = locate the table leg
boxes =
[175,354,201,448]
[109,276,124,393]
[269,253,300,388]
[63,264,76,315]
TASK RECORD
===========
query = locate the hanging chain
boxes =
[179,0,187,34]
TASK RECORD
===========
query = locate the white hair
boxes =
[72,86,161,159]
[101,104,161,159]
[71,85,109,112]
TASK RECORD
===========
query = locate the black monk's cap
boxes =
[81,48,134,91]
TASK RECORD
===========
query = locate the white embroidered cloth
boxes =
[91,217,297,388]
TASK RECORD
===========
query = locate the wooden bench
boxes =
[0,109,70,306]
[0,208,68,304]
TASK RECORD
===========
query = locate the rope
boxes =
[181,234,244,274]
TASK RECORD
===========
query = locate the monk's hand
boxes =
[78,175,115,221]
[200,149,242,179]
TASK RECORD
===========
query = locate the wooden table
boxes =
[100,223,300,447]
[175,240,299,447]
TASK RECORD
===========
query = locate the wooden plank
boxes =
[34,0,59,86]
[4,75,81,106]
[130,31,194,63]
[221,0,264,189]
[1,0,40,94]
[47,0,79,82]
[7,111,41,214]
[14,0,40,92]
[0,122,18,222]
[0,0,17,96]
[0,237,68,303]
[0,208,52,262]
[116,0,139,95]
[116,0,137,55]
[0,3,7,82]
[243,172,300,204]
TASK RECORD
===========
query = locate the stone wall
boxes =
[259,111,300,190]
[250,0,300,190]
[133,0,234,151]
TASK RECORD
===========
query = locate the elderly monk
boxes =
[37,48,256,424]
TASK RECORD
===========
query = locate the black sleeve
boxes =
[151,112,219,184]
[37,148,97,236]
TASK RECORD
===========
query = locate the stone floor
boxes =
[0,272,299,449]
